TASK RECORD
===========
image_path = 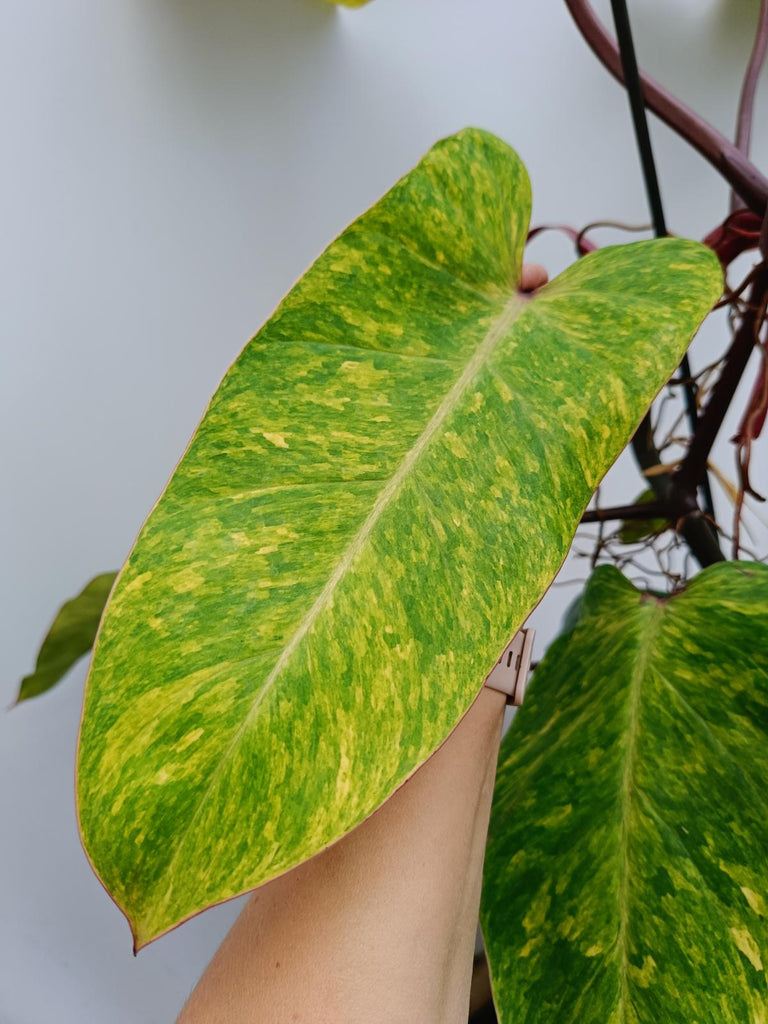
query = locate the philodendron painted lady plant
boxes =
[18,1,768,1021]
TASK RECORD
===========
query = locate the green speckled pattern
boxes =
[76,128,721,948]
[482,562,768,1023]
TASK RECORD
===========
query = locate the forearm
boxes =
[177,686,506,1024]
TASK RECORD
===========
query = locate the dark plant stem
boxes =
[565,0,768,215]
[565,0,768,565]
[731,0,768,212]
[674,264,768,496]
[581,501,667,524]
[608,0,667,235]
[608,0,718,532]
[631,420,725,567]
[469,1002,498,1024]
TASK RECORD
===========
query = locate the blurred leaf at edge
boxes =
[16,572,117,703]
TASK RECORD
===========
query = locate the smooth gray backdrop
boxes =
[2,1,766,1020]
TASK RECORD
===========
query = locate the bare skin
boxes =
[177,263,548,1024]
[177,686,507,1024]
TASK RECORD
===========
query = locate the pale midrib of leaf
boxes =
[153,291,527,897]
[155,479,387,528]
[294,338,459,364]
[617,604,664,1023]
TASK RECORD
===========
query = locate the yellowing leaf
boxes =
[76,128,721,948]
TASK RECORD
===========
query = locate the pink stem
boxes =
[565,0,768,216]
[731,0,768,212]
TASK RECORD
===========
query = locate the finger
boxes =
[519,263,549,293]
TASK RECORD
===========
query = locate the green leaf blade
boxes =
[77,128,721,947]
[619,488,668,543]
[482,562,768,1023]
[16,572,117,703]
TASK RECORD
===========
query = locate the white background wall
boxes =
[2,1,766,1020]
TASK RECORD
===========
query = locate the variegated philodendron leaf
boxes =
[481,562,768,1023]
[16,573,117,703]
[77,127,721,948]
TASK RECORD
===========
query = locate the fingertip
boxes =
[519,263,549,293]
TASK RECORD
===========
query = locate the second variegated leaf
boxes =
[482,562,768,1023]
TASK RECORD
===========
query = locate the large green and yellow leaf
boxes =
[16,572,117,703]
[481,562,768,1023]
[76,127,720,948]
